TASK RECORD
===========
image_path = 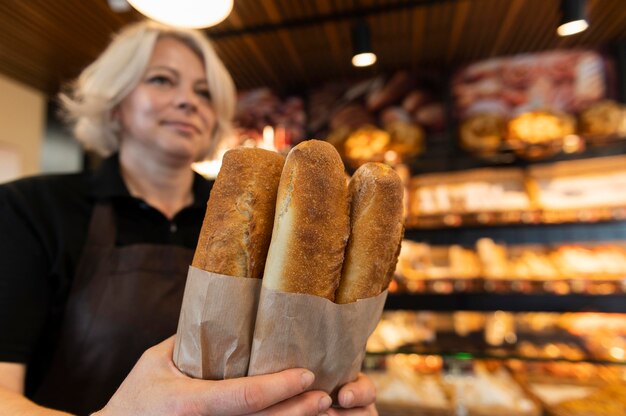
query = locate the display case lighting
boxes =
[351,20,377,67]
[557,0,589,36]
[127,0,233,29]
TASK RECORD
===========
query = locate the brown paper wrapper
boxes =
[173,266,262,379]
[248,287,388,394]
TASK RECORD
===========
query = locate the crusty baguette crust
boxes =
[192,148,285,278]
[263,140,350,300]
[335,163,404,303]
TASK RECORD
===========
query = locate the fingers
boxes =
[324,403,378,416]
[140,335,183,374]
[142,335,176,361]
[254,390,332,416]
[325,403,379,416]
[199,368,319,415]
[337,373,376,409]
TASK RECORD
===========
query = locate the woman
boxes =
[0,21,377,415]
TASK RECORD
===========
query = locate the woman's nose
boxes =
[173,86,198,112]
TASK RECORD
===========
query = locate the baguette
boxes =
[192,148,285,279]
[335,162,404,303]
[263,140,350,300]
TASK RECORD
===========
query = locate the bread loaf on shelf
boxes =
[336,162,404,304]
[192,148,285,279]
[262,140,350,300]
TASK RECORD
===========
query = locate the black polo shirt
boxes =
[0,154,212,393]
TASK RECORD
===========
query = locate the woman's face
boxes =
[116,37,216,164]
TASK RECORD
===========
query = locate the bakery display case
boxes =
[373,155,626,413]
[366,46,626,413]
[404,155,626,229]
[393,239,626,295]
[364,311,626,416]
[377,151,626,413]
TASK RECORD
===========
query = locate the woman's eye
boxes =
[196,89,212,101]
[147,75,172,85]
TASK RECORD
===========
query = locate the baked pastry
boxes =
[335,163,404,303]
[262,140,350,300]
[367,71,415,111]
[459,113,507,156]
[579,100,626,137]
[508,111,576,144]
[507,110,576,159]
[344,125,390,165]
[386,121,425,158]
[192,148,285,278]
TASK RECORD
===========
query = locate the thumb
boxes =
[155,335,177,355]
[194,368,316,415]
[140,335,179,371]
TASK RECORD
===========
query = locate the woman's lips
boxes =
[163,121,200,135]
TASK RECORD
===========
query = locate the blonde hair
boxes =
[59,20,236,159]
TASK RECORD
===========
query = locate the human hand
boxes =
[93,336,332,416]
[322,373,378,416]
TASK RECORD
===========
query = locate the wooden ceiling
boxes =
[1,0,625,98]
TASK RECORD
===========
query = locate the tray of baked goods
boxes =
[365,354,542,416]
[366,311,626,366]
[365,353,626,416]
[509,361,626,416]
[393,239,626,295]
[458,101,626,162]
[404,154,626,229]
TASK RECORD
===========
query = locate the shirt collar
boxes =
[90,153,213,208]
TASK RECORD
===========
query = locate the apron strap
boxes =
[84,202,116,248]
[33,198,194,415]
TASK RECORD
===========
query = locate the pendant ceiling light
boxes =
[557,0,589,37]
[351,19,377,67]
[127,0,234,29]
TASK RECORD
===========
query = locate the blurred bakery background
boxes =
[2,0,626,414]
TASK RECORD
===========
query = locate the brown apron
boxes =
[33,202,193,415]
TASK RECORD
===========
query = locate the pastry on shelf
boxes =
[330,103,376,132]
[516,341,586,361]
[459,113,507,157]
[528,154,626,210]
[367,354,451,415]
[386,120,425,159]
[509,360,626,416]
[517,362,626,416]
[579,99,626,138]
[443,362,540,416]
[558,312,626,362]
[366,311,436,353]
[507,361,614,416]
[396,240,431,282]
[507,110,576,159]
[550,245,615,279]
[476,238,510,279]
[508,250,560,280]
[560,312,626,337]
[583,334,626,363]
[508,111,576,144]
[591,244,626,276]
[410,168,530,216]
[449,245,482,279]
[342,125,390,167]
[550,384,626,416]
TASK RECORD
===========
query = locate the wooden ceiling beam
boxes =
[261,0,309,86]
[447,0,471,62]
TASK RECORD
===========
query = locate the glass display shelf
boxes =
[405,206,626,230]
[364,349,626,367]
[390,276,626,296]
[385,292,626,313]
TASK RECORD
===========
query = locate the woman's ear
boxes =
[110,106,120,121]
[110,107,122,132]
